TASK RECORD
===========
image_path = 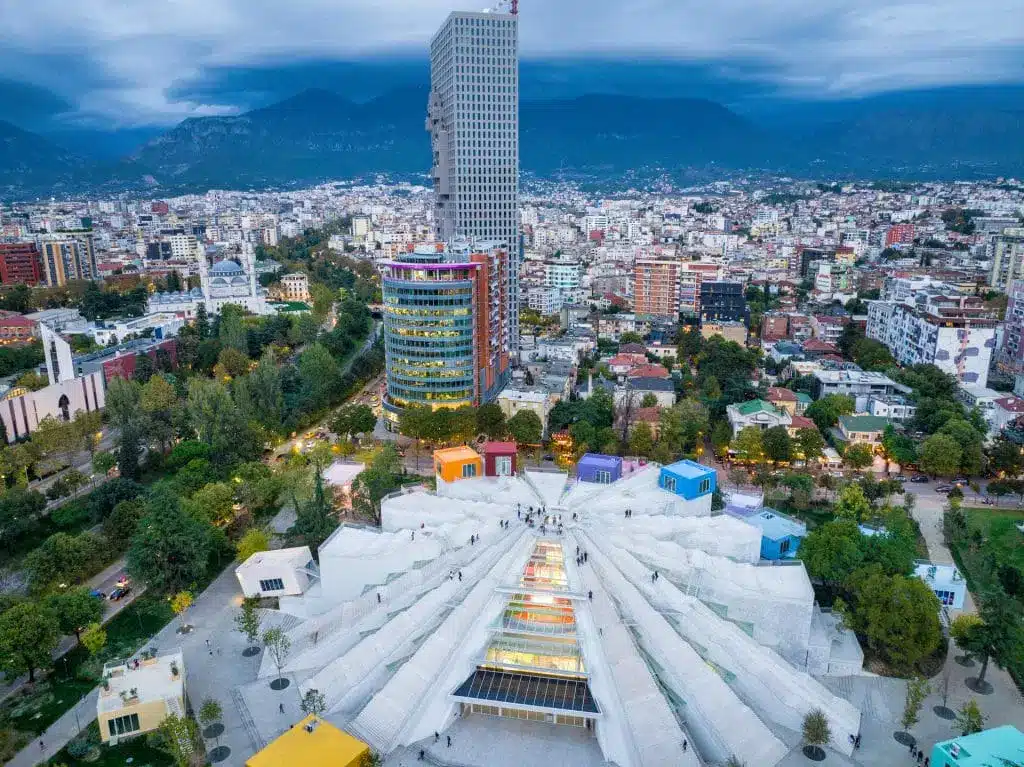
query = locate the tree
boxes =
[507,410,543,446]
[842,569,942,670]
[710,420,732,458]
[955,699,986,736]
[919,433,962,478]
[92,451,116,477]
[331,404,377,441]
[639,392,658,408]
[199,697,223,742]
[103,499,146,548]
[795,427,824,464]
[291,467,337,551]
[127,490,211,595]
[961,589,1023,689]
[263,627,292,685]
[834,484,872,522]
[628,422,655,458]
[843,443,875,473]
[300,688,328,717]
[298,343,343,412]
[900,677,930,736]
[761,426,792,464]
[49,587,103,643]
[881,426,917,469]
[157,712,200,767]
[171,590,194,632]
[950,613,983,662]
[235,597,263,651]
[187,482,236,526]
[475,403,507,440]
[236,528,270,563]
[24,531,104,593]
[802,708,831,756]
[81,622,106,656]
[140,374,178,453]
[732,426,764,464]
[186,377,243,457]
[799,519,864,586]
[805,394,854,432]
[0,602,60,681]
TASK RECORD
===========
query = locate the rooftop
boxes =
[748,510,807,541]
[662,459,715,480]
[434,446,482,463]
[932,725,1024,767]
[732,399,780,416]
[245,715,369,767]
[839,415,891,432]
[99,651,184,714]
[236,546,313,574]
[481,441,517,456]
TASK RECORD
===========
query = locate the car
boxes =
[935,484,954,493]
[109,586,132,601]
[543,454,554,462]
[892,475,907,482]
[953,477,969,486]
[910,475,930,483]
[90,589,106,599]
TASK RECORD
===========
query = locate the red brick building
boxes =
[99,339,179,380]
[0,315,37,345]
[0,243,44,286]
[885,223,916,247]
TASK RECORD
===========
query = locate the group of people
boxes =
[575,545,589,566]
[909,743,929,765]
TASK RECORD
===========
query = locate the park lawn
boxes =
[48,722,173,766]
[953,507,1024,692]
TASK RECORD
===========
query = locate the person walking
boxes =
[447,736,452,748]
[434,732,439,742]
[682,739,687,752]
[279,703,285,713]
[588,590,593,600]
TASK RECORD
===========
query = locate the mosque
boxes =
[147,242,271,317]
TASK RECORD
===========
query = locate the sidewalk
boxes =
[6,691,98,767]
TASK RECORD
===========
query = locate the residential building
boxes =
[988,230,1024,291]
[811,370,908,408]
[866,395,917,423]
[885,223,915,246]
[41,232,98,285]
[496,386,554,436]
[997,279,1024,373]
[427,5,520,349]
[97,651,185,744]
[633,258,680,319]
[867,294,997,387]
[930,725,1024,767]
[678,268,701,317]
[760,313,789,342]
[726,400,793,436]
[278,273,311,302]
[245,715,370,767]
[700,281,747,323]
[0,315,37,346]
[991,395,1024,432]
[381,241,511,428]
[810,315,846,344]
[235,547,316,599]
[616,377,676,408]
[0,243,43,285]
[766,387,798,415]
[700,321,747,344]
[836,415,889,447]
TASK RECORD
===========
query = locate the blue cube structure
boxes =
[658,460,716,500]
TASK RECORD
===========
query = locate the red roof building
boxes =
[0,243,44,286]
[0,315,37,346]
[481,441,517,477]
[626,364,671,379]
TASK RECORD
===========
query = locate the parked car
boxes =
[109,586,131,601]
[935,484,954,493]
[910,475,930,483]
[90,589,106,599]
[892,475,908,483]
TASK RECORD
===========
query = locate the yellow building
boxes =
[433,445,483,483]
[97,651,185,743]
[246,715,370,767]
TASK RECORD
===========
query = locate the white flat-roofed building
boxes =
[235,546,317,599]
[97,650,185,744]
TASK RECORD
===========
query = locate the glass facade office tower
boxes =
[427,6,520,351]
[382,241,511,429]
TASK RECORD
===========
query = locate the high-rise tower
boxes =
[427,3,520,350]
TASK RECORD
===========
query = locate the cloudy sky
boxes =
[1,0,1023,128]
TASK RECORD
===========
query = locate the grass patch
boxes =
[951,507,1024,693]
[47,721,173,766]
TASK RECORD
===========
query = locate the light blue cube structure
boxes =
[658,460,716,500]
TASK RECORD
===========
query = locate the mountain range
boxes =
[3,86,1023,199]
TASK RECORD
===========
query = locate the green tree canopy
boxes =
[799,519,864,586]
[919,433,962,478]
[127,489,212,595]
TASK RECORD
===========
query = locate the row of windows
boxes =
[259,578,285,592]
[107,713,141,738]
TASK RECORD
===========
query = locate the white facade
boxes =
[235,547,316,599]
[867,301,996,387]
[279,273,311,302]
[428,9,520,350]
[147,244,272,317]
[1,370,106,443]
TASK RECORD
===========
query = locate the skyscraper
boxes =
[427,2,520,349]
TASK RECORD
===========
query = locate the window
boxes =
[779,539,791,555]
[495,456,512,476]
[462,463,477,478]
[259,578,285,592]
[595,470,612,484]
[108,713,140,738]
[662,476,677,493]
[698,478,711,494]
